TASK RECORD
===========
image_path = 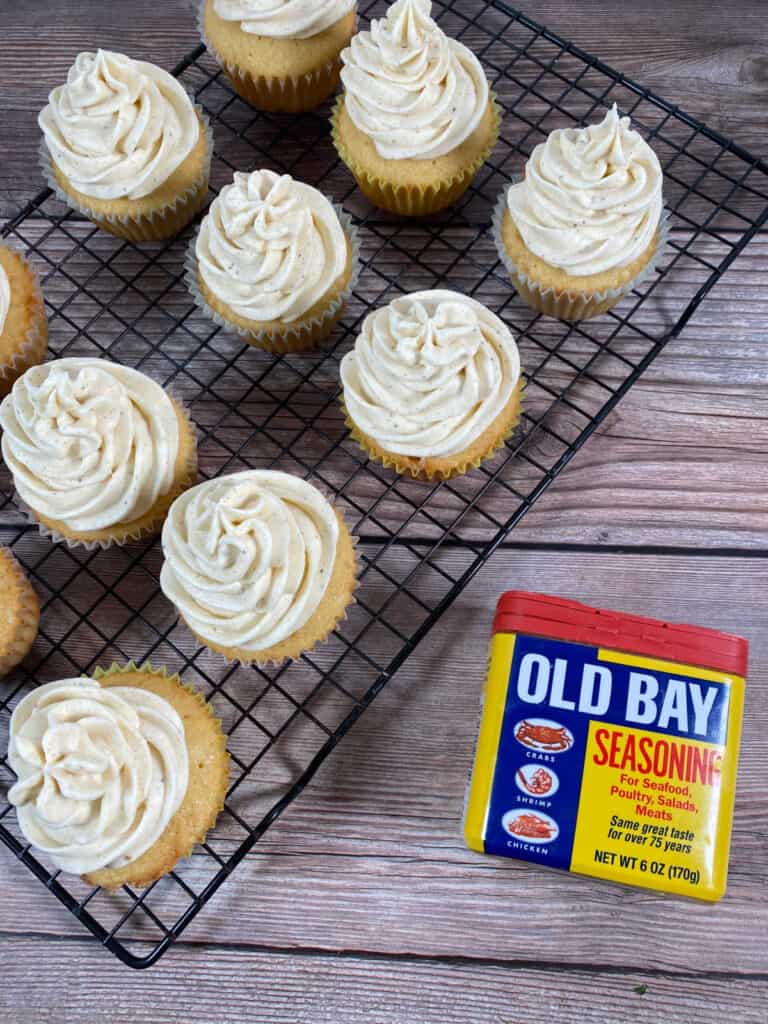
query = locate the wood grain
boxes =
[0,222,765,548]
[1,938,766,1024]
[1,2,766,219]
[1,551,766,978]
[0,0,766,1016]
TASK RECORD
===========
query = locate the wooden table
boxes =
[1,2,766,1020]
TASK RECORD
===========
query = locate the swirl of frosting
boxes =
[7,677,189,875]
[196,169,348,324]
[507,104,663,276]
[0,264,9,336]
[38,50,200,201]
[213,0,355,38]
[340,0,489,160]
[0,358,180,532]
[160,471,339,653]
[340,289,520,458]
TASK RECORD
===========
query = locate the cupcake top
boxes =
[195,169,348,324]
[7,677,189,876]
[212,0,355,38]
[0,358,180,532]
[39,50,200,201]
[340,289,520,458]
[340,0,489,160]
[161,470,339,654]
[0,262,9,336]
[506,104,663,276]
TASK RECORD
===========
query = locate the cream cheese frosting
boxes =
[0,264,9,336]
[160,470,339,654]
[506,104,663,276]
[340,289,520,458]
[38,50,200,201]
[340,0,489,160]
[0,358,180,532]
[213,0,355,38]
[7,677,189,876]
[195,169,348,324]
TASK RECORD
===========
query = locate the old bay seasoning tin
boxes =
[464,592,748,900]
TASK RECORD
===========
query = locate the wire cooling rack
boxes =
[1,0,767,969]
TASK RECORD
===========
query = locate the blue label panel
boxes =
[482,635,731,865]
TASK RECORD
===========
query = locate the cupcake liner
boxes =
[222,59,341,113]
[39,106,213,243]
[18,393,199,551]
[491,188,671,321]
[185,207,361,353]
[179,507,360,667]
[341,378,525,482]
[198,2,345,113]
[88,661,229,890]
[0,246,49,398]
[330,94,502,217]
[0,547,40,678]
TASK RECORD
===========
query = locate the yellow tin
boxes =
[464,591,748,900]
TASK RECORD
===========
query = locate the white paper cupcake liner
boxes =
[331,93,503,218]
[198,2,349,113]
[0,245,48,393]
[39,104,213,242]
[14,387,199,551]
[185,207,361,351]
[491,187,671,322]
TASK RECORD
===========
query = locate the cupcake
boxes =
[39,50,212,242]
[160,470,357,664]
[201,0,357,112]
[6,663,229,889]
[340,289,522,480]
[494,103,667,321]
[0,546,40,678]
[187,169,358,353]
[331,0,500,216]
[0,358,198,548]
[0,242,48,398]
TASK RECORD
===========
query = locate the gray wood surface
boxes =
[1,1,767,1021]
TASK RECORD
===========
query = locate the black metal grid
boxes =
[1,0,766,969]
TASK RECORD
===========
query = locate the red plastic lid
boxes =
[493,591,748,677]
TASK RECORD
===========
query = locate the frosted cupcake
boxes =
[332,0,500,216]
[494,104,667,321]
[160,470,357,664]
[6,663,229,889]
[187,169,358,352]
[341,290,522,480]
[0,242,48,397]
[0,547,39,678]
[202,0,357,112]
[39,50,212,242]
[0,358,198,547]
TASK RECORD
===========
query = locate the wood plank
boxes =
[1,2,766,1007]
[1,550,766,974]
[1,2,766,221]
[0,938,766,1024]
[0,221,766,549]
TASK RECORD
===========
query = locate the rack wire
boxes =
[1,0,766,969]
